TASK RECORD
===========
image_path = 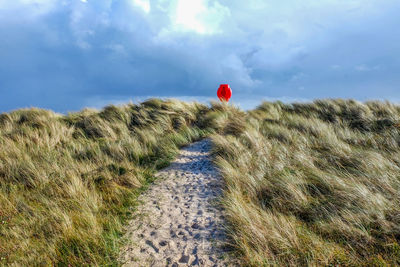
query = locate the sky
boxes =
[0,0,399,112]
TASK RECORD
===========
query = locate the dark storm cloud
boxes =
[0,0,399,112]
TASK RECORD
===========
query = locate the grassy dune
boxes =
[212,100,400,266]
[2,98,400,266]
[0,99,214,265]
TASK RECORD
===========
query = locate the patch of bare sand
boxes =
[119,139,238,266]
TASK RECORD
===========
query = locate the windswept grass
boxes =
[3,98,400,266]
[212,99,400,266]
[0,99,214,265]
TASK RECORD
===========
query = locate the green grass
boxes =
[211,99,400,266]
[2,98,400,266]
[0,99,214,266]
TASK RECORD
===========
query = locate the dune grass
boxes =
[0,99,214,266]
[212,99,400,266]
[2,98,400,266]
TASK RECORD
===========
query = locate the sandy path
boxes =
[119,139,236,266]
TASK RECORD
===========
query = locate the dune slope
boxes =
[212,99,400,266]
[0,99,213,265]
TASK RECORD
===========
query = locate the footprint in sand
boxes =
[119,139,238,266]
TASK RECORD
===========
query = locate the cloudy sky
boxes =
[0,0,399,112]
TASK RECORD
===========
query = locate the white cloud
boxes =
[169,0,230,34]
[132,0,150,13]
[221,54,260,87]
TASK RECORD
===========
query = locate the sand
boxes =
[119,139,237,266]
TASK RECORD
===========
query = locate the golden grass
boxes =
[212,99,400,266]
[0,99,213,265]
[2,98,400,266]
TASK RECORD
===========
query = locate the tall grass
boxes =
[3,98,400,266]
[0,99,213,265]
[212,99,400,266]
